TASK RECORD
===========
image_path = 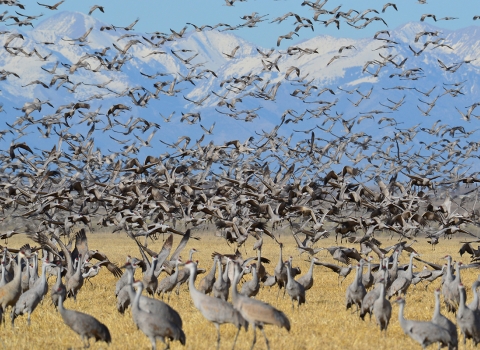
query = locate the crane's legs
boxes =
[250,325,257,350]
[232,327,240,350]
[260,327,270,350]
[215,323,221,350]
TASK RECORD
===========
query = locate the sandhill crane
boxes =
[457,283,480,347]
[442,256,462,313]
[372,279,392,333]
[274,243,288,298]
[396,297,453,349]
[285,257,305,310]
[156,258,181,302]
[432,289,458,349]
[345,262,366,313]
[241,264,260,298]
[315,261,352,285]
[131,281,185,350]
[174,249,199,295]
[198,256,217,295]
[53,288,111,348]
[116,264,183,329]
[143,255,159,296]
[11,260,55,325]
[387,252,418,299]
[297,257,318,291]
[184,261,247,350]
[362,256,375,290]
[360,275,386,321]
[51,262,66,309]
[468,280,480,310]
[66,255,84,301]
[213,258,231,301]
[0,250,27,324]
[231,262,290,350]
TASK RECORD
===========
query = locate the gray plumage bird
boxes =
[53,288,111,348]
[231,263,290,350]
[345,262,366,313]
[241,264,260,298]
[297,257,318,291]
[372,279,392,333]
[0,251,27,324]
[116,264,183,331]
[131,281,185,350]
[11,260,55,325]
[432,289,458,349]
[456,283,480,347]
[185,261,247,350]
[396,297,453,349]
[285,257,305,310]
[198,256,217,295]
[213,258,230,301]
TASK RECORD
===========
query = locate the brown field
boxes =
[1,231,478,350]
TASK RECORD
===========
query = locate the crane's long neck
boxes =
[251,265,258,282]
[285,261,293,284]
[458,287,466,313]
[455,263,462,284]
[171,260,180,281]
[473,284,480,310]
[54,266,62,287]
[38,262,48,287]
[307,259,315,276]
[379,282,386,300]
[12,253,24,285]
[217,260,223,279]
[188,250,195,261]
[207,259,217,278]
[231,265,241,305]
[433,292,442,320]
[132,283,143,311]
[223,260,230,282]
[278,245,283,266]
[406,254,415,278]
[147,259,157,278]
[446,257,453,280]
[257,249,261,269]
[57,294,65,313]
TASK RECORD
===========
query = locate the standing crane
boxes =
[52,287,112,348]
[184,261,247,350]
[345,261,366,313]
[231,262,290,350]
[131,281,186,350]
[198,256,217,295]
[285,257,305,310]
[432,289,458,349]
[0,250,27,324]
[396,297,453,349]
[11,260,55,326]
[372,278,392,333]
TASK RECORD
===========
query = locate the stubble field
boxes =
[2,231,478,350]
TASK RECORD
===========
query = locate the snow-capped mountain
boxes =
[1,11,480,174]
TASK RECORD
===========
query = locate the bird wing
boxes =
[157,234,173,267]
[169,229,190,262]
[314,261,341,273]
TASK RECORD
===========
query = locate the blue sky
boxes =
[25,0,480,47]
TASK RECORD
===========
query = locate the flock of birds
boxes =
[1,0,480,349]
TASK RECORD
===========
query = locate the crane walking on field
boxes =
[52,288,111,348]
[184,261,247,350]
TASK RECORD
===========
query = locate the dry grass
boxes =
[1,232,478,350]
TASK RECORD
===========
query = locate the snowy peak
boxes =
[34,11,97,38]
